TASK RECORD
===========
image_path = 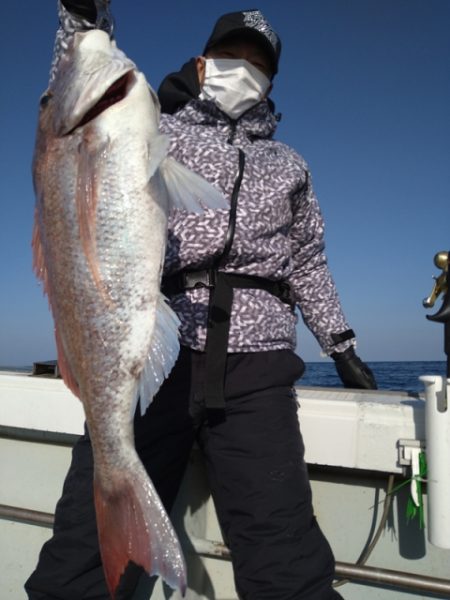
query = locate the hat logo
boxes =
[242,10,278,51]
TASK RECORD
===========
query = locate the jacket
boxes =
[159,98,351,354]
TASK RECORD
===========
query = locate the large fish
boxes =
[32,14,226,599]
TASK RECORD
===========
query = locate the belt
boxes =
[162,269,295,409]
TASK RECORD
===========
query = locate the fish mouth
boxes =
[69,70,136,133]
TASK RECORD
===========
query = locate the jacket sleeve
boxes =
[287,168,355,355]
[49,1,113,85]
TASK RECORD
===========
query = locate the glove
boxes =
[60,0,97,23]
[331,346,377,390]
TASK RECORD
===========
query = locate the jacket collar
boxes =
[173,98,279,141]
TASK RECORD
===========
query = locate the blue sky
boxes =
[0,0,449,366]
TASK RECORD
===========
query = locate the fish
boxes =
[31,19,227,600]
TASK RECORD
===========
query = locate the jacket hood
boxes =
[158,58,201,115]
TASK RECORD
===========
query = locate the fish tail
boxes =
[94,463,186,598]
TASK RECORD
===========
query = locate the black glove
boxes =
[331,346,377,390]
[60,0,97,23]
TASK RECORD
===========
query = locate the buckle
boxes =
[182,269,216,290]
[278,281,294,306]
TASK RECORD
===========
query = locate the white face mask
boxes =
[199,58,271,120]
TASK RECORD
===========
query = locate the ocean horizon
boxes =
[298,360,447,394]
[1,360,447,395]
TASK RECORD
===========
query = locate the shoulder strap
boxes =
[215,148,246,267]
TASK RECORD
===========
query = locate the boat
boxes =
[1,252,449,599]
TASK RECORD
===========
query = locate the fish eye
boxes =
[40,92,52,108]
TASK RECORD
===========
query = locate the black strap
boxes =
[203,148,245,409]
[203,271,294,409]
[219,149,246,266]
[162,269,294,409]
[330,329,355,345]
[203,273,234,409]
[162,270,293,303]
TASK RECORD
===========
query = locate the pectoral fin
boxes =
[147,134,170,180]
[134,294,180,416]
[160,156,228,213]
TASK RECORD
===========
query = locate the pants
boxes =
[25,347,343,600]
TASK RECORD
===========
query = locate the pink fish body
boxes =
[32,28,226,598]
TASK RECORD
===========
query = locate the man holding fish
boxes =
[26,1,376,599]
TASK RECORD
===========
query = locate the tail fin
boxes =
[94,462,186,598]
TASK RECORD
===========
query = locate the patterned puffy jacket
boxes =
[51,4,352,356]
[160,99,351,354]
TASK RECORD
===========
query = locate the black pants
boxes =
[25,347,343,600]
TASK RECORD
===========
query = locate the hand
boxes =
[60,0,97,23]
[331,347,377,390]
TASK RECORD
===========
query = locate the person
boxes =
[26,2,377,599]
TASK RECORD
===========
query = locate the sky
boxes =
[0,0,449,367]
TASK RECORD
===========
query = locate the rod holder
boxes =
[420,375,450,549]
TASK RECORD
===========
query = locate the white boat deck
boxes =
[2,370,449,600]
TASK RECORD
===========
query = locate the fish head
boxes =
[38,29,148,137]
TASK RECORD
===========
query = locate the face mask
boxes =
[199,58,271,120]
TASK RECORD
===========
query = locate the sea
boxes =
[298,360,447,394]
[1,361,447,395]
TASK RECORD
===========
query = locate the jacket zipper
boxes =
[217,149,246,266]
[227,120,237,145]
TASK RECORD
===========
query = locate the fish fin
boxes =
[160,156,228,213]
[135,294,180,416]
[147,134,170,180]
[94,463,187,598]
[32,210,80,398]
